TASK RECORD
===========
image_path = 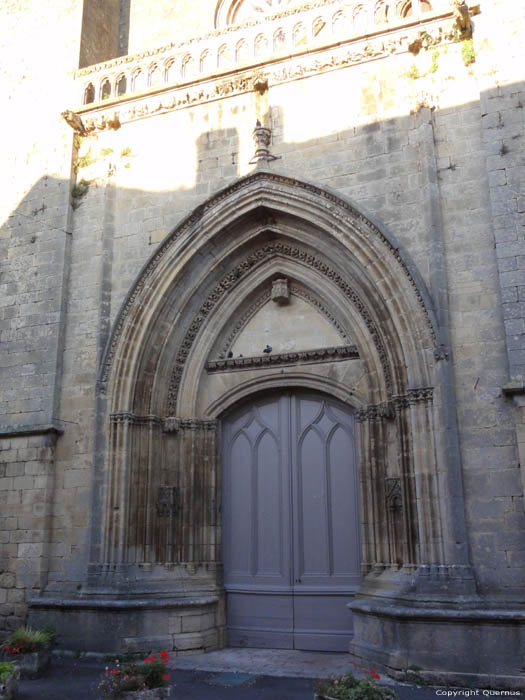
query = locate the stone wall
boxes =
[0,0,524,676]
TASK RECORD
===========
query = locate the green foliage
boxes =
[120,147,132,157]
[100,147,114,157]
[406,64,421,80]
[0,661,15,683]
[135,659,168,689]
[74,149,96,173]
[316,673,398,700]
[461,39,475,66]
[73,134,82,151]
[429,50,439,74]
[1,626,54,655]
[71,179,91,209]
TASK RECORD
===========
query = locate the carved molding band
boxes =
[356,388,434,422]
[207,344,359,372]
[163,418,218,433]
[109,412,163,427]
[167,242,393,413]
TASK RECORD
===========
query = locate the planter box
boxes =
[0,665,20,700]
[123,688,171,699]
[17,647,52,679]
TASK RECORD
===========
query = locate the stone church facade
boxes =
[1,0,525,689]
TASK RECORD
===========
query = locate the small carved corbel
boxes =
[434,345,449,361]
[163,417,180,433]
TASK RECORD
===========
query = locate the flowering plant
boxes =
[1,626,54,655]
[98,651,171,699]
[315,671,398,700]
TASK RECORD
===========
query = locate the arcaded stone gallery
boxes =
[1,0,524,689]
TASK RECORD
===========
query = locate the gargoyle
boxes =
[61,109,88,136]
[452,0,472,37]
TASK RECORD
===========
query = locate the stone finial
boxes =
[249,120,279,164]
[271,278,289,304]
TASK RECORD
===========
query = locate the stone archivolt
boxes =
[95,171,462,602]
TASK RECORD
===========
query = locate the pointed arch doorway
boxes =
[222,389,360,651]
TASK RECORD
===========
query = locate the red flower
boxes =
[160,650,169,662]
[370,669,380,680]
[163,674,169,680]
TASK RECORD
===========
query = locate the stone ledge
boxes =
[502,381,525,396]
[0,424,64,439]
[349,599,525,622]
[28,596,219,611]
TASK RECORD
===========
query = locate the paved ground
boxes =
[13,651,467,700]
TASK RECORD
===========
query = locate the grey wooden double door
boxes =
[222,391,360,651]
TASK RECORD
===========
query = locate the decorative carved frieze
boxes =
[163,417,218,433]
[355,402,395,422]
[76,4,459,128]
[207,344,359,372]
[356,388,434,422]
[392,387,434,411]
[110,412,163,427]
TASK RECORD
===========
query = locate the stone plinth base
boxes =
[28,595,225,656]
[349,599,525,690]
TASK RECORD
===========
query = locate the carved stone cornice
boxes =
[75,9,461,131]
[207,344,359,372]
[77,0,347,78]
[392,387,434,411]
[163,418,218,433]
[355,402,395,423]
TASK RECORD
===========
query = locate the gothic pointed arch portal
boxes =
[91,171,474,655]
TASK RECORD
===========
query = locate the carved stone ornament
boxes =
[207,344,359,372]
[155,486,180,517]
[356,388,434,422]
[249,120,280,163]
[271,277,289,304]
